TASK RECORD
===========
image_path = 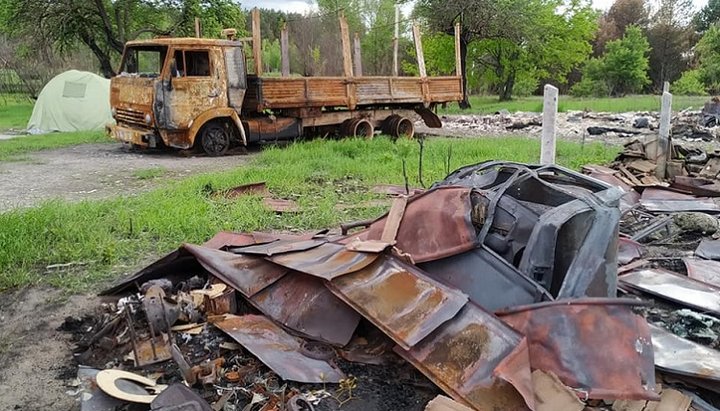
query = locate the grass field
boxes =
[439,95,710,115]
[0,136,620,291]
[0,95,33,131]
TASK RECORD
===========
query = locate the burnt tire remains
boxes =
[341,118,374,139]
[199,121,231,157]
[383,115,415,139]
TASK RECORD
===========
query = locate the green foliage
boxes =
[0,95,33,131]
[697,24,720,94]
[0,136,619,291]
[262,39,282,73]
[133,167,167,180]
[672,70,708,95]
[695,0,720,32]
[572,25,650,96]
[0,131,109,161]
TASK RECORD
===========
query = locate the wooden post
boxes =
[339,13,354,77]
[194,17,201,37]
[656,91,672,179]
[251,8,262,76]
[353,32,363,76]
[454,23,462,77]
[540,84,559,165]
[392,5,399,76]
[412,24,427,78]
[280,23,290,77]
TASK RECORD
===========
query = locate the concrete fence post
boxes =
[656,91,672,179]
[540,84,559,165]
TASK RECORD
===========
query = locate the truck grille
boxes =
[116,108,146,127]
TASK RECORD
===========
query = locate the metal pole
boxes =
[540,84,559,165]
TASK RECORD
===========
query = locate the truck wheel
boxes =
[199,122,230,156]
[341,118,374,139]
[383,115,415,139]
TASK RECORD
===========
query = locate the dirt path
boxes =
[0,143,256,212]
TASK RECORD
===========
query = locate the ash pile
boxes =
[65,161,720,411]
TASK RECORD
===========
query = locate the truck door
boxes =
[224,46,246,112]
[163,48,227,130]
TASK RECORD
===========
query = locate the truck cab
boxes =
[109,38,248,156]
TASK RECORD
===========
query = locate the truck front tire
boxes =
[199,121,230,156]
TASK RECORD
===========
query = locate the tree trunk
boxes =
[79,30,117,78]
[499,72,515,101]
[458,32,471,109]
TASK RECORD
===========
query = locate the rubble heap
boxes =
[64,160,720,411]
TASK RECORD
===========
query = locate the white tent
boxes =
[27,70,114,134]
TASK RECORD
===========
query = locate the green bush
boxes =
[672,70,708,95]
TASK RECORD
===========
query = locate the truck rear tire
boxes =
[199,121,230,157]
[383,115,415,139]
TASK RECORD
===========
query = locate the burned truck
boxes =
[108,12,463,156]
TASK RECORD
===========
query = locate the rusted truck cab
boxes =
[109,38,247,156]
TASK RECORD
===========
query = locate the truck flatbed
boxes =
[243,75,463,112]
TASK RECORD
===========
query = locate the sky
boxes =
[240,0,709,13]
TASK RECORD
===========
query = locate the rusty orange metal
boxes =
[213,314,345,383]
[182,244,288,297]
[266,242,381,280]
[497,299,658,401]
[202,231,257,249]
[231,239,327,256]
[683,257,720,287]
[352,187,476,263]
[394,304,535,411]
[327,256,467,350]
[250,271,361,346]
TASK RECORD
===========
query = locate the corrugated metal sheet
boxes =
[182,244,288,297]
[250,271,360,346]
[359,187,476,263]
[231,239,326,256]
[267,242,380,280]
[620,268,720,316]
[683,258,720,288]
[394,304,535,411]
[213,314,345,383]
[327,256,468,350]
[651,323,720,382]
[498,299,658,401]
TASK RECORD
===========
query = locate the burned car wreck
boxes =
[73,161,665,411]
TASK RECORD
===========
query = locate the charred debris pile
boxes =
[64,159,720,411]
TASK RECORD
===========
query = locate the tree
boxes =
[474,0,597,100]
[695,0,720,32]
[696,24,720,93]
[593,0,649,54]
[646,0,695,90]
[0,0,246,78]
[572,25,651,96]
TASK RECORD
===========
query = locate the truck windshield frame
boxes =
[120,45,168,78]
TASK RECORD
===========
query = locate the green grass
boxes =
[133,167,167,180]
[0,136,619,292]
[0,130,109,161]
[439,94,710,115]
[0,95,34,131]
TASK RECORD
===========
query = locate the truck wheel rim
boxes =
[203,127,228,154]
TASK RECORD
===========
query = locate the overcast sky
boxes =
[240,0,709,14]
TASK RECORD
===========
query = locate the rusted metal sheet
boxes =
[327,256,468,350]
[267,242,380,280]
[640,187,699,201]
[395,304,535,411]
[202,232,258,249]
[651,323,720,382]
[357,187,476,263]
[695,239,720,260]
[250,272,361,346]
[232,239,326,256]
[213,314,345,383]
[182,244,287,297]
[619,237,644,265]
[498,299,658,401]
[620,268,720,316]
[683,258,720,288]
[639,198,720,213]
